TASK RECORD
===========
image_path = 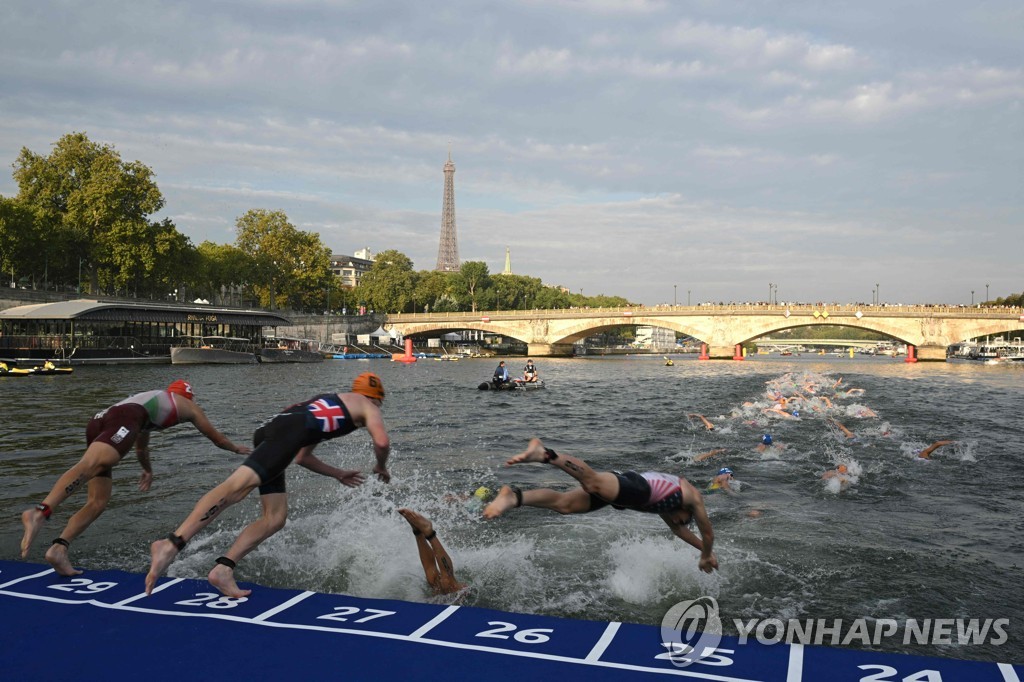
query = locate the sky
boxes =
[1,1,1021,306]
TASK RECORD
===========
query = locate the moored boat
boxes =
[170,336,258,364]
[260,337,324,363]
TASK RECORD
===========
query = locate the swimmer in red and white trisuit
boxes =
[483,438,718,573]
[19,380,250,576]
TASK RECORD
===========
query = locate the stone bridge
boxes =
[385,304,1024,361]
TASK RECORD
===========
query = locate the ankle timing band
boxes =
[167,533,187,551]
[214,556,236,569]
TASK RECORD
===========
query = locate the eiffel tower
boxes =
[435,148,460,272]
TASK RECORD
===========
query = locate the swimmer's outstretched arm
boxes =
[663,481,718,573]
[693,448,726,463]
[688,414,715,431]
[828,419,854,439]
[918,440,954,459]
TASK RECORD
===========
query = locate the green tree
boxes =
[195,241,250,305]
[455,261,491,312]
[413,269,456,313]
[532,286,572,309]
[495,274,543,310]
[356,249,416,313]
[12,132,164,294]
[234,209,332,310]
[0,196,42,288]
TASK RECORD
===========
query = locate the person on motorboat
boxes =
[20,380,250,577]
[483,438,718,574]
[493,360,511,386]
[522,359,539,383]
[145,373,391,598]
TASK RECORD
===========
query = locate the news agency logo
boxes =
[660,596,722,667]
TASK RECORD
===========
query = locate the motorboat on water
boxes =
[170,336,258,364]
[478,378,546,391]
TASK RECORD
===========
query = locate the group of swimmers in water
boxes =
[684,371,958,496]
[17,369,958,600]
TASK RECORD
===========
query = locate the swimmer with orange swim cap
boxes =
[145,373,391,598]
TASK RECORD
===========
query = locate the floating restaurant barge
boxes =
[0,299,291,365]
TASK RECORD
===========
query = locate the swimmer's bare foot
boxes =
[145,539,178,595]
[483,485,519,519]
[20,508,46,559]
[44,542,83,576]
[505,438,548,466]
[208,563,251,598]
[398,508,434,537]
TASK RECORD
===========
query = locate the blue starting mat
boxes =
[1,560,1019,681]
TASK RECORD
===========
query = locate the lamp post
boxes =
[876,283,880,305]
[687,289,691,306]
[986,283,989,304]
[772,284,778,305]
[768,282,773,304]
[972,290,975,306]
[674,284,677,306]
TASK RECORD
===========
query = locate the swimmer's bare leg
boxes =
[484,486,593,518]
[20,509,46,559]
[44,476,113,575]
[44,541,83,577]
[21,443,119,558]
[506,438,621,501]
[146,466,261,595]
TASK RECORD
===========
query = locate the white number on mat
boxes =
[174,592,248,609]
[476,621,553,644]
[655,643,735,667]
[316,606,396,623]
[48,578,118,594]
[858,665,942,682]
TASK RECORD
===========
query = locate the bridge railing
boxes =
[388,303,1024,321]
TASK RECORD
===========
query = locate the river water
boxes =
[1,355,1021,663]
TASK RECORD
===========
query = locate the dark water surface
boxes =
[2,355,1021,663]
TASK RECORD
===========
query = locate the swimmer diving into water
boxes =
[483,438,718,573]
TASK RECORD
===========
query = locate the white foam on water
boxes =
[605,535,720,605]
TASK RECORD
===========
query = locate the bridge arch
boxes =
[386,305,1024,360]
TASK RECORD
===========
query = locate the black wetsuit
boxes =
[242,394,358,494]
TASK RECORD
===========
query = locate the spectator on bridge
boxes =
[493,361,511,385]
[483,438,719,574]
[522,358,539,383]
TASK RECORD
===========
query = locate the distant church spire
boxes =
[502,246,512,275]
[435,144,460,272]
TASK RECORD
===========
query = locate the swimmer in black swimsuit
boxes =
[483,438,718,573]
[146,373,391,598]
